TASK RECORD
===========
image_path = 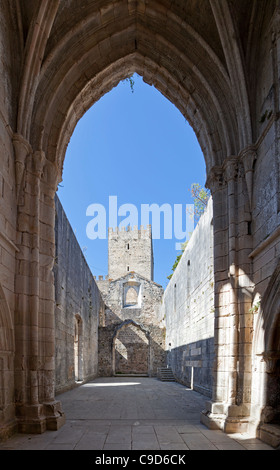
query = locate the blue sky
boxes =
[57,73,206,288]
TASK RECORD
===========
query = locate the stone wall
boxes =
[53,196,103,394]
[0,3,19,439]
[108,226,154,280]
[162,199,214,396]
[97,272,165,377]
[249,96,280,432]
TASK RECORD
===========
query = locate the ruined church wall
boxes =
[0,4,18,336]
[97,273,166,377]
[249,7,280,299]
[162,199,214,396]
[247,15,280,427]
[53,196,103,394]
[0,4,20,439]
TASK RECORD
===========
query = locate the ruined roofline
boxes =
[112,271,162,288]
[95,271,162,288]
[108,225,152,237]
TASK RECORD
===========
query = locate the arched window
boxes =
[123,282,141,308]
[125,287,138,306]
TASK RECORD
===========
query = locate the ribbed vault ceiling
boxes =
[12,0,277,177]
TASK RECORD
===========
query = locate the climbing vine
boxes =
[122,76,135,93]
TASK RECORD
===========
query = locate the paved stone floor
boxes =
[0,377,274,451]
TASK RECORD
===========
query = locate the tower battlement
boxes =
[108,225,152,239]
[108,225,154,281]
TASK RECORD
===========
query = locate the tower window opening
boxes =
[127,266,129,271]
[127,243,129,250]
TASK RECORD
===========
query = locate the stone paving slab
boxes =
[0,377,274,451]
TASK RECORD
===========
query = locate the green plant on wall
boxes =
[249,300,261,314]
[122,76,135,93]
[167,240,189,280]
[187,183,211,225]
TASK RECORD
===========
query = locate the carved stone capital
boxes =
[12,133,33,163]
[32,150,46,179]
[42,158,60,194]
[12,133,33,203]
[206,166,224,193]
[240,146,257,174]
[239,146,257,208]
[262,351,280,374]
[222,156,239,183]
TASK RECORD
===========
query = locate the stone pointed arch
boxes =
[254,259,280,360]
[27,1,243,179]
[16,0,60,140]
[112,320,150,376]
[210,0,253,149]
[250,260,280,442]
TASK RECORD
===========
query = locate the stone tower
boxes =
[108,225,154,281]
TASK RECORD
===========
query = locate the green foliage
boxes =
[167,241,189,280]
[188,183,210,225]
[249,300,261,314]
[122,76,135,93]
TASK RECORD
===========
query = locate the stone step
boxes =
[157,367,176,382]
[260,423,280,448]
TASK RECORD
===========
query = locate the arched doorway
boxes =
[113,320,150,376]
[252,261,280,446]
[265,313,280,424]
[74,315,83,382]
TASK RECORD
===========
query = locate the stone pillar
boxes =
[40,158,65,430]
[223,157,239,408]
[201,154,254,433]
[201,165,230,427]
[14,136,64,433]
[236,148,256,409]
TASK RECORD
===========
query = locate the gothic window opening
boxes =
[123,282,141,308]
[125,287,138,306]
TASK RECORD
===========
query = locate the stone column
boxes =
[223,157,239,408]
[202,165,229,416]
[40,158,65,430]
[14,137,64,433]
[237,148,256,409]
[201,156,254,433]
